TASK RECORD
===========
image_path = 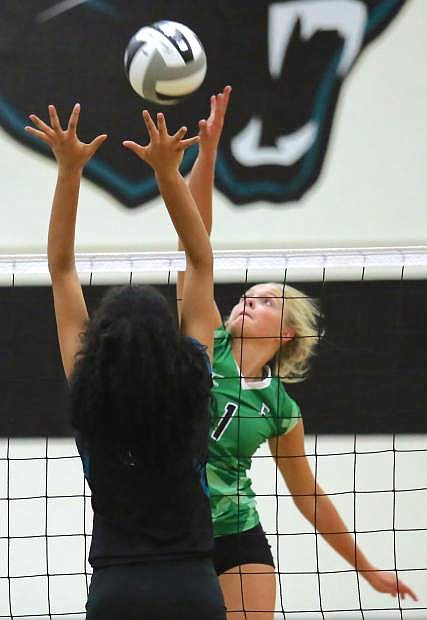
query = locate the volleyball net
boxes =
[0,247,426,619]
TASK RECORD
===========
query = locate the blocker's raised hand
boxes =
[198,85,232,154]
[123,110,199,177]
[25,104,107,171]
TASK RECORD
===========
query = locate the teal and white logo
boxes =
[0,0,406,207]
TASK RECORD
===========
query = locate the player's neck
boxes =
[231,336,276,380]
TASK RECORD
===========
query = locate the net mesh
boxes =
[1,247,426,619]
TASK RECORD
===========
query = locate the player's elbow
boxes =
[187,247,213,273]
[293,493,316,520]
[291,482,322,520]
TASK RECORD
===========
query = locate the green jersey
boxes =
[207,327,301,537]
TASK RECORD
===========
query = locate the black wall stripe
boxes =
[0,280,426,436]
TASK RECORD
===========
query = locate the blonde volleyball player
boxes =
[25,105,226,620]
[177,86,418,619]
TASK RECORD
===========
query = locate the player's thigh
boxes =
[219,563,276,620]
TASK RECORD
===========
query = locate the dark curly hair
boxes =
[69,285,211,530]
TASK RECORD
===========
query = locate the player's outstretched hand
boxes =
[123,111,199,177]
[364,569,418,601]
[25,104,107,172]
[198,85,232,155]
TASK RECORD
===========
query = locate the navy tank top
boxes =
[75,339,213,567]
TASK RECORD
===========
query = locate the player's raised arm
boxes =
[123,111,216,360]
[188,86,231,236]
[269,424,418,602]
[176,85,232,327]
[25,104,107,379]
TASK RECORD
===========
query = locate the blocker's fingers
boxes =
[24,126,52,144]
[216,93,224,117]
[172,126,188,141]
[178,135,200,150]
[68,103,80,132]
[198,119,207,135]
[209,94,216,119]
[88,133,108,153]
[142,110,158,139]
[28,114,55,136]
[48,105,63,132]
[157,112,168,137]
[220,85,232,113]
[122,140,148,160]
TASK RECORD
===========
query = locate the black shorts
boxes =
[85,558,226,620]
[213,523,275,575]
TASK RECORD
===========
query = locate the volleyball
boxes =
[124,21,207,105]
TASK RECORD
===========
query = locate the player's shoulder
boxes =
[265,381,301,435]
[267,377,299,412]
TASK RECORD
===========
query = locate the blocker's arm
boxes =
[176,86,231,328]
[25,103,107,380]
[124,110,216,361]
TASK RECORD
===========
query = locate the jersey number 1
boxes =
[211,402,238,441]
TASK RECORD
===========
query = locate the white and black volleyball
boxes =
[124,21,207,105]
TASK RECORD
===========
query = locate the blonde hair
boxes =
[227,282,322,384]
[273,283,321,383]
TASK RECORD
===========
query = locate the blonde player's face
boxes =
[228,284,293,342]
